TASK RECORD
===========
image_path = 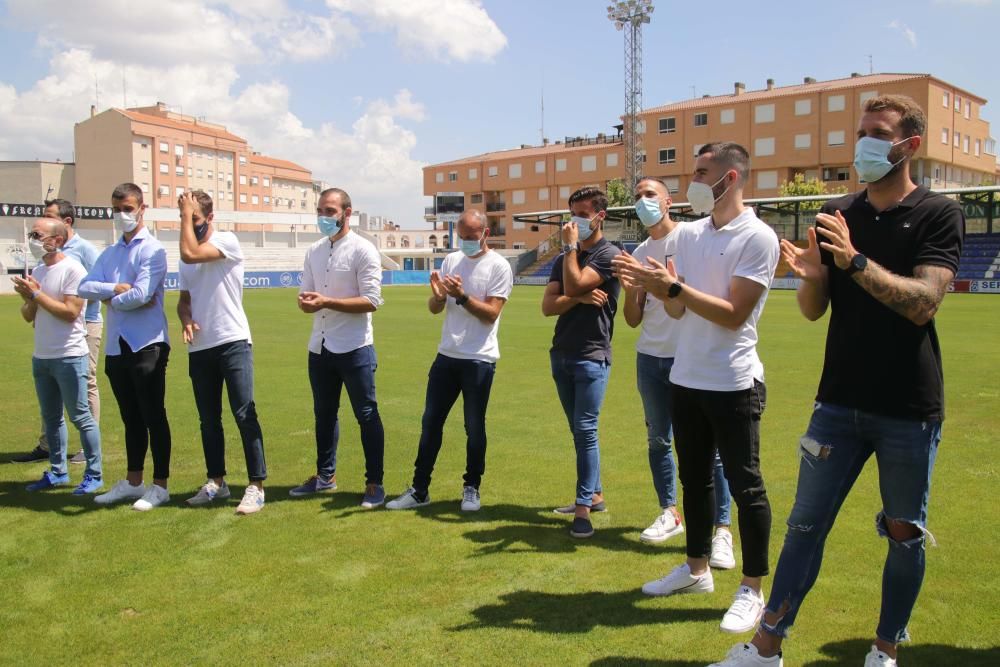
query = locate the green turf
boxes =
[0,287,997,666]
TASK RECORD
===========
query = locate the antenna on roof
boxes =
[867,54,873,74]
[122,66,127,108]
[690,85,696,99]
[540,69,545,145]
[94,74,99,110]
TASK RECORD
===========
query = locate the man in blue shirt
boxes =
[13,199,103,465]
[79,183,172,512]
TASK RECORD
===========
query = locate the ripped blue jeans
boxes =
[762,402,941,644]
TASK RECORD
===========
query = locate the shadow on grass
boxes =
[803,638,1000,666]
[590,659,705,666]
[452,589,723,633]
[0,480,103,515]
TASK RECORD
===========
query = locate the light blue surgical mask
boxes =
[571,215,597,241]
[317,215,341,236]
[460,232,484,257]
[854,136,914,184]
[635,197,663,227]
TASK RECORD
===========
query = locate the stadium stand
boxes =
[956,233,1000,279]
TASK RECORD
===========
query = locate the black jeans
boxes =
[413,354,497,493]
[105,339,172,480]
[671,380,771,577]
[189,340,267,482]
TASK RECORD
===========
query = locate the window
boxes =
[581,155,597,172]
[663,177,680,194]
[187,167,192,177]
[469,168,478,179]
[754,137,775,156]
[487,166,498,177]
[559,186,570,199]
[208,170,214,179]
[964,136,970,153]
[158,185,169,196]
[174,145,184,157]
[934,166,941,181]
[159,141,169,153]
[239,193,247,203]
[823,167,851,181]
[965,101,971,119]
[794,133,811,149]
[252,195,259,204]
[693,112,708,127]
[156,162,167,173]
[555,158,567,172]
[239,175,247,185]
[140,142,148,149]
[943,92,950,108]
[658,117,676,133]
[141,160,149,170]
[443,171,455,182]
[229,192,234,200]
[239,155,247,165]
[175,186,184,197]
[859,90,877,107]
[251,176,258,185]
[635,119,646,134]
[754,104,775,124]
[196,169,203,178]
[262,177,269,187]
[535,160,545,174]
[538,188,549,201]
[828,95,845,112]
[954,131,961,148]
[975,139,981,157]
[512,190,525,205]
[955,95,961,112]
[140,182,149,193]
[470,193,483,204]
[658,148,676,164]
[176,165,184,176]
[827,130,846,146]
[435,172,444,183]
[795,99,812,116]
[606,153,618,167]
[509,163,522,178]
[942,128,949,144]
[207,190,214,198]
[757,171,779,190]
[218,172,224,181]
[720,109,735,124]
[692,143,704,156]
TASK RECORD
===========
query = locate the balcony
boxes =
[486,201,506,213]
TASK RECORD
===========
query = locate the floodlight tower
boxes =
[608,0,653,191]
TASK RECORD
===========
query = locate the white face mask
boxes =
[686,173,731,215]
[28,238,49,260]
[113,210,139,235]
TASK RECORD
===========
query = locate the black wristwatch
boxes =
[667,281,683,299]
[845,253,868,276]
[562,244,576,254]
[455,294,470,307]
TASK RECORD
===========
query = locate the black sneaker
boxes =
[11,445,49,463]
[69,449,86,464]
[570,516,595,539]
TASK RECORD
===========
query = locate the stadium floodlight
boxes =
[607,0,653,192]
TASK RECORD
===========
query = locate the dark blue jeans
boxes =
[412,354,496,493]
[189,340,267,482]
[763,402,941,644]
[308,345,384,485]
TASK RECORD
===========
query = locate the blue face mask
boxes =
[635,197,663,227]
[460,232,484,257]
[854,136,913,183]
[317,215,341,236]
[571,215,597,241]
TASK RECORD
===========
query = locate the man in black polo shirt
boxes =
[715,95,963,667]
[542,186,621,539]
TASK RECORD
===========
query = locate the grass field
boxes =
[0,286,997,666]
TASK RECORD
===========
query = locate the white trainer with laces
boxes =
[94,480,146,505]
[720,584,766,633]
[708,642,783,666]
[460,486,481,512]
[640,509,684,544]
[236,485,265,515]
[711,527,737,569]
[864,645,897,667]
[186,480,231,506]
[133,484,170,511]
[641,562,714,597]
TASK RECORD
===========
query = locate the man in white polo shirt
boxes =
[14,217,103,495]
[386,209,513,512]
[614,142,779,636]
[290,187,387,509]
[176,191,267,515]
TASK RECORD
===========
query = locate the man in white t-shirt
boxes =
[14,218,103,495]
[290,187,387,509]
[615,177,736,566]
[386,210,513,512]
[615,142,779,636]
[176,191,267,515]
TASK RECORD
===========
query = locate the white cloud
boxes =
[327,0,508,62]
[888,20,918,48]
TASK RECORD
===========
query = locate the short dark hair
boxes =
[863,94,927,138]
[191,190,213,217]
[697,142,751,184]
[44,198,75,224]
[568,186,608,213]
[111,182,144,205]
[319,187,352,210]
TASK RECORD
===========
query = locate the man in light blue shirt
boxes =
[79,183,172,512]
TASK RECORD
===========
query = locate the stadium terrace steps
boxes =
[957,233,1000,280]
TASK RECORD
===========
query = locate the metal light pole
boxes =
[608,0,653,192]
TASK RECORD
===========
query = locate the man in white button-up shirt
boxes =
[289,188,387,508]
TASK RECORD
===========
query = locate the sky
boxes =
[1,0,998,227]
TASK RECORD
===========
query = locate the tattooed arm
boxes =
[851,262,954,326]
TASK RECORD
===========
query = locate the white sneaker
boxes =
[132,484,170,511]
[235,485,265,515]
[710,527,737,569]
[186,480,231,506]
[864,645,897,667]
[708,642,783,666]
[640,509,684,544]
[385,487,430,510]
[641,563,714,597]
[720,585,765,633]
[461,485,481,512]
[94,480,146,505]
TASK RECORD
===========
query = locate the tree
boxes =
[778,172,847,203]
[606,178,631,207]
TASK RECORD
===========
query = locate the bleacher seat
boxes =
[956,233,1000,280]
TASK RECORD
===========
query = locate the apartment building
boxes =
[424,72,997,249]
